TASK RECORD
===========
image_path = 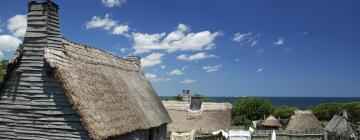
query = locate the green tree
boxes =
[170,94,183,101]
[0,60,9,80]
[231,97,273,127]
[273,106,297,119]
[343,102,360,124]
[310,102,344,121]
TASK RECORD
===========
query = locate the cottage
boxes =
[285,110,323,132]
[260,115,281,130]
[162,93,232,134]
[325,110,358,140]
[0,0,171,139]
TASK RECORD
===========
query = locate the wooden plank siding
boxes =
[0,1,90,139]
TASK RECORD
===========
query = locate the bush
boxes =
[311,102,360,124]
[231,97,273,127]
[0,60,9,80]
[170,95,183,101]
[273,106,297,119]
[343,102,360,124]
[311,102,344,121]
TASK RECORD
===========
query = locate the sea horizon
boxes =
[160,96,360,109]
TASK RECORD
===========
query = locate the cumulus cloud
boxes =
[180,79,197,84]
[112,25,129,35]
[7,15,27,38]
[132,24,221,54]
[177,52,218,61]
[274,37,285,45]
[203,64,222,73]
[141,52,164,67]
[102,0,126,7]
[233,32,259,46]
[145,73,170,82]
[145,73,157,79]
[0,35,22,52]
[168,69,184,76]
[86,14,129,36]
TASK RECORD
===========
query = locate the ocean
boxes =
[160,96,360,109]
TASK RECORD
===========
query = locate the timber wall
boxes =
[0,1,90,139]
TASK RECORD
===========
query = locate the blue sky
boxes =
[1,0,360,97]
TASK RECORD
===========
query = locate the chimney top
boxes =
[125,56,141,67]
[342,109,348,120]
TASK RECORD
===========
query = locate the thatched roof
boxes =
[285,110,323,132]
[42,39,171,139]
[162,101,232,134]
[325,115,354,135]
[261,115,281,127]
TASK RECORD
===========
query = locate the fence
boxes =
[252,129,325,140]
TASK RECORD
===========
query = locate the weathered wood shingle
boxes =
[0,1,90,139]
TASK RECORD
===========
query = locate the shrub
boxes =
[0,60,9,80]
[231,97,273,127]
[273,106,297,119]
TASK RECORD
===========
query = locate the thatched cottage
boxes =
[285,110,323,132]
[260,115,281,130]
[0,0,171,139]
[162,93,232,134]
[325,110,358,140]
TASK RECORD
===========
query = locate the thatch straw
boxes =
[261,115,281,127]
[162,101,232,134]
[285,110,323,132]
[44,39,171,140]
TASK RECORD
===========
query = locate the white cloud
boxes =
[274,37,285,45]
[180,79,197,84]
[145,73,157,79]
[0,50,4,59]
[102,0,126,7]
[177,52,218,61]
[141,52,164,67]
[233,32,259,46]
[203,64,222,73]
[145,73,170,82]
[0,35,22,52]
[160,65,166,69]
[132,24,221,54]
[120,48,127,53]
[7,15,27,38]
[256,68,263,73]
[168,69,183,76]
[112,25,130,35]
[86,14,129,36]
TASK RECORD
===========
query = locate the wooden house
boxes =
[0,0,171,139]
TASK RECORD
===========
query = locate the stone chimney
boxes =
[125,56,141,68]
[182,90,190,102]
